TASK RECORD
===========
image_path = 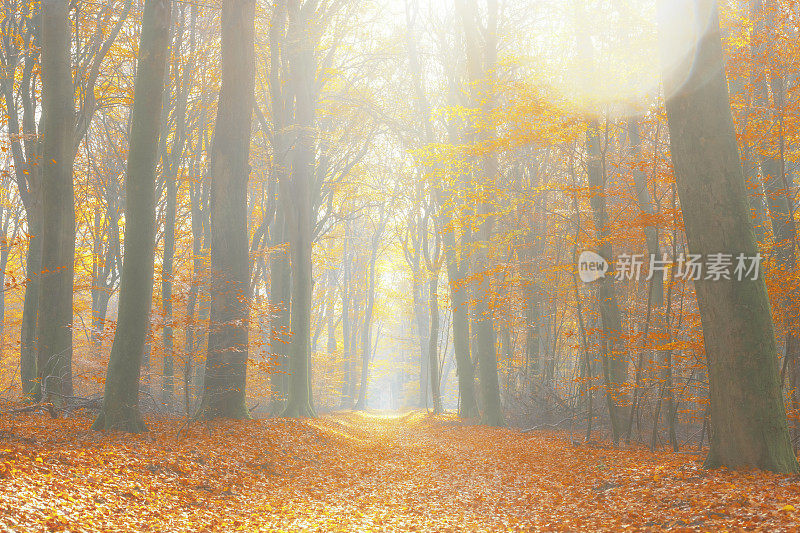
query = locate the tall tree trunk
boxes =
[326,268,338,364]
[281,0,316,417]
[348,296,362,405]
[161,163,178,407]
[160,5,193,408]
[574,11,628,442]
[0,217,11,358]
[414,279,430,408]
[586,119,628,444]
[447,258,478,417]
[658,0,797,472]
[36,0,76,402]
[265,0,293,413]
[459,0,503,426]
[184,89,209,413]
[524,281,540,387]
[522,165,544,395]
[90,287,112,349]
[201,0,256,419]
[340,222,352,406]
[404,225,430,408]
[93,0,171,432]
[2,0,42,396]
[405,2,475,416]
[90,209,103,348]
[89,167,122,354]
[428,259,443,414]
[751,0,800,443]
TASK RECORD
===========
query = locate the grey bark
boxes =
[93,0,172,432]
[658,0,797,472]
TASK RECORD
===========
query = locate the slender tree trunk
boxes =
[160,6,192,408]
[348,299,362,405]
[523,259,541,390]
[448,264,478,417]
[5,8,38,394]
[93,0,171,432]
[340,223,352,406]
[36,0,76,402]
[20,210,40,395]
[428,268,442,414]
[423,205,444,413]
[281,0,316,417]
[91,289,111,348]
[751,0,800,444]
[406,232,430,408]
[184,101,209,412]
[415,281,430,408]
[574,255,593,441]
[355,208,386,410]
[90,210,103,348]
[264,0,293,413]
[406,2,474,416]
[458,0,503,426]
[652,217,679,451]
[161,172,178,406]
[2,1,41,397]
[586,119,628,444]
[0,223,10,357]
[628,117,663,306]
[658,0,798,472]
[324,267,339,360]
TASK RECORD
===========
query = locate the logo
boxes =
[578,251,609,283]
[577,251,763,283]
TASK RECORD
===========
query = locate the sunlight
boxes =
[3,0,800,529]
[511,0,713,115]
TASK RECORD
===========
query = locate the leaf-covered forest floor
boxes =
[0,410,799,532]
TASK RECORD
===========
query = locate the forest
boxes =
[1,0,800,530]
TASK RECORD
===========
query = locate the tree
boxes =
[28,0,132,400]
[355,202,388,410]
[201,0,256,419]
[585,118,628,443]
[749,0,800,438]
[423,202,444,414]
[265,0,293,412]
[458,0,503,426]
[0,1,42,394]
[400,207,431,409]
[93,0,171,432]
[160,3,195,408]
[405,0,479,417]
[87,127,122,352]
[36,0,76,402]
[658,0,798,472]
[280,0,316,418]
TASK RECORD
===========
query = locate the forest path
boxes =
[0,410,799,531]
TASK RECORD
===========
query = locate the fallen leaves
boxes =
[0,410,799,531]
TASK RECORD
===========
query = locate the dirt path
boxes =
[0,410,799,531]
